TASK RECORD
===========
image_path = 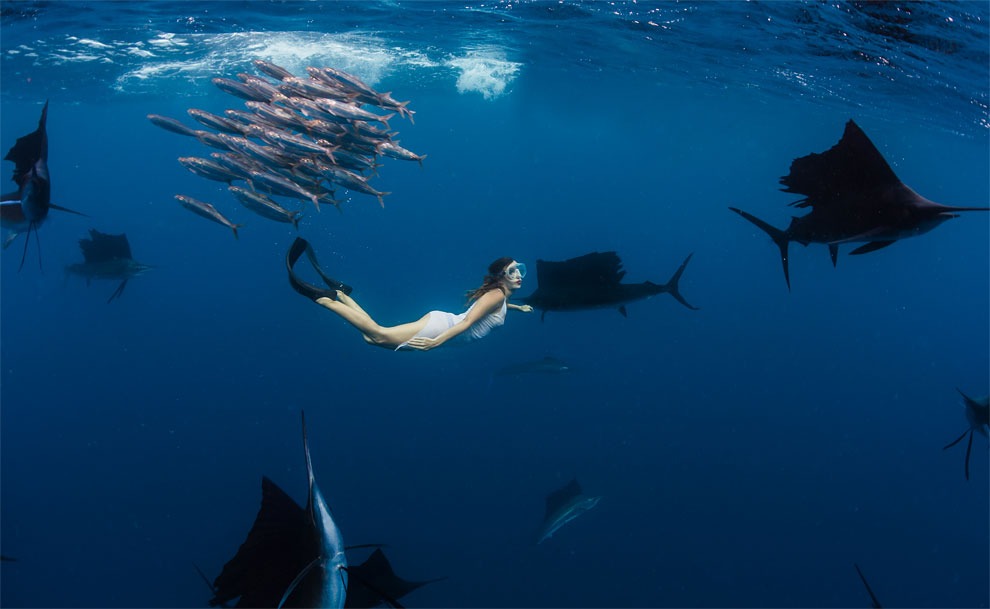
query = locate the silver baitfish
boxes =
[187,109,248,135]
[253,59,294,82]
[175,195,243,240]
[212,77,268,102]
[379,142,427,168]
[228,185,302,229]
[178,157,241,184]
[148,114,198,137]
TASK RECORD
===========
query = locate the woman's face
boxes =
[502,260,526,290]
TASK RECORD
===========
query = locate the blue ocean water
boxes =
[1,1,988,607]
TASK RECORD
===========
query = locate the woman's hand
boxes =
[519,304,534,312]
[405,336,442,351]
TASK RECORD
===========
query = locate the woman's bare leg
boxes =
[335,291,374,322]
[316,296,430,348]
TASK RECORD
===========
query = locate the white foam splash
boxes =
[25,30,515,101]
[447,48,521,99]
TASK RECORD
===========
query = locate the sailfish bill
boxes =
[209,411,347,608]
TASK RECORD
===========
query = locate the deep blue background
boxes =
[1,2,988,607]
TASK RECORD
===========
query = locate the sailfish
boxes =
[536,479,601,544]
[66,230,154,303]
[730,120,989,290]
[209,412,348,608]
[1,100,87,270]
[942,388,989,481]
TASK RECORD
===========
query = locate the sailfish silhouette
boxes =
[1,101,87,271]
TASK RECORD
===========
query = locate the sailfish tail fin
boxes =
[663,253,698,311]
[729,207,792,291]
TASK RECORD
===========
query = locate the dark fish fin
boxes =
[828,244,839,267]
[854,563,883,609]
[193,562,218,595]
[4,100,48,184]
[18,222,31,272]
[18,222,39,273]
[943,429,969,450]
[345,544,390,552]
[729,207,792,291]
[107,279,128,303]
[545,479,582,522]
[81,230,133,263]
[210,476,313,608]
[540,310,546,322]
[663,252,699,310]
[343,556,411,609]
[618,305,627,318]
[49,203,89,217]
[955,387,981,411]
[277,555,322,609]
[781,120,901,204]
[964,430,973,481]
[849,240,895,256]
[34,222,43,274]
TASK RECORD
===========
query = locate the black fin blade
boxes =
[210,476,315,608]
[4,101,48,185]
[828,244,839,267]
[618,305,627,318]
[780,120,900,205]
[849,240,895,256]
[545,479,582,521]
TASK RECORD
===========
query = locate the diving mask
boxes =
[505,262,527,280]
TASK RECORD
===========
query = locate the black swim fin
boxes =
[286,237,352,302]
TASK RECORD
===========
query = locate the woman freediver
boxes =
[286,238,533,350]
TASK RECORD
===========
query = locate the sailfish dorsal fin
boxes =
[79,229,132,263]
[544,479,582,521]
[781,120,901,206]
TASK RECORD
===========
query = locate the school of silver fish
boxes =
[149,60,425,239]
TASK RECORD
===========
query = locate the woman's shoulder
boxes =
[474,288,506,308]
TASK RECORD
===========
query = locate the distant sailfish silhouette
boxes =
[536,479,601,544]
[730,120,989,290]
[942,388,989,481]
[66,230,154,303]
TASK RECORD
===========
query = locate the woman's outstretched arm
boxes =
[507,303,533,312]
[404,290,505,351]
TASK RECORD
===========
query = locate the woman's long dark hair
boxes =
[465,257,514,304]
